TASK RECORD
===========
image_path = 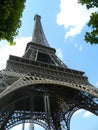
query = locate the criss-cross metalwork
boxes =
[32,15,49,47]
[0,14,98,130]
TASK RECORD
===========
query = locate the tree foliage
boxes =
[78,0,98,9]
[78,0,98,44]
[0,0,26,45]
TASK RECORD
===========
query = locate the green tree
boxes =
[78,0,98,44]
[0,0,26,45]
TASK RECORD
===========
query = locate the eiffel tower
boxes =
[0,14,98,130]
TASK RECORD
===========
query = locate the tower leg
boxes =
[44,95,53,130]
[22,123,25,130]
[29,123,34,130]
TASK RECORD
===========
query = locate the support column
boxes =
[22,109,26,130]
[44,95,50,114]
[29,123,34,130]
[29,96,35,130]
[44,95,52,130]
[22,123,25,130]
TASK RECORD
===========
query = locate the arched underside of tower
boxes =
[0,81,97,130]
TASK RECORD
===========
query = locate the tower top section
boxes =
[34,14,41,20]
[32,14,50,47]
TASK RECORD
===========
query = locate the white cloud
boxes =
[73,109,94,118]
[83,111,93,118]
[57,0,97,39]
[10,124,22,130]
[79,45,83,52]
[75,43,78,48]
[56,48,63,60]
[75,43,83,52]
[11,123,44,130]
[95,81,98,88]
[74,109,83,116]
[0,37,31,70]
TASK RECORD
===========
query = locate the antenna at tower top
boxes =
[32,14,50,47]
[34,14,41,20]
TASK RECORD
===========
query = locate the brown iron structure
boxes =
[0,15,98,130]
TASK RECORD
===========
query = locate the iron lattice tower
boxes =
[0,15,98,130]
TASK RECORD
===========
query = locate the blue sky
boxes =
[0,0,98,130]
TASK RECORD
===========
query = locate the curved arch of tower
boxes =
[0,15,98,130]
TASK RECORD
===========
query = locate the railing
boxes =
[6,55,89,86]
